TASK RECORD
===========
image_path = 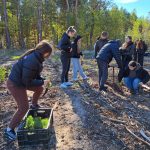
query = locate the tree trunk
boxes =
[66,0,70,27]
[37,0,42,42]
[90,12,94,49]
[3,0,11,49]
[17,0,25,49]
[75,0,78,28]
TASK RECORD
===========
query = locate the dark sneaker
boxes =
[130,89,135,95]
[4,129,16,141]
[135,90,140,95]
[99,86,108,92]
[30,104,41,109]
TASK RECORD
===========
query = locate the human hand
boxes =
[44,80,50,86]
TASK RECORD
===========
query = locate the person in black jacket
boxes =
[121,61,150,94]
[135,39,148,66]
[71,35,88,81]
[120,36,135,69]
[94,31,109,58]
[96,40,123,91]
[4,40,52,141]
[59,26,76,88]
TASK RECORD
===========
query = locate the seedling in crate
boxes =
[17,108,53,147]
[24,115,49,129]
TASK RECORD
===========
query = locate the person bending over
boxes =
[4,40,52,141]
[96,40,123,91]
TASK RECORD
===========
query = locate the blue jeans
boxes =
[71,58,87,79]
[124,77,141,92]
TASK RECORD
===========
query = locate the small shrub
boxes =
[11,55,20,60]
[0,67,6,83]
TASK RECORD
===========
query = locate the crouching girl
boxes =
[122,61,150,94]
[4,40,52,141]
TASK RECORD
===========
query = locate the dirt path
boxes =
[0,53,150,150]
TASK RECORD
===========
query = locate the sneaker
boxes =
[72,78,78,82]
[60,83,68,88]
[130,89,135,95]
[83,76,89,80]
[4,128,16,141]
[99,86,108,92]
[135,89,140,95]
[64,82,73,86]
[30,104,41,109]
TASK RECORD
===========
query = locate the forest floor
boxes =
[0,50,150,150]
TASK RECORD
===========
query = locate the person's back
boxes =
[96,40,122,91]
[94,31,109,58]
[96,40,122,68]
[9,51,44,87]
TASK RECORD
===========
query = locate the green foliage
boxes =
[24,115,49,129]
[0,67,6,83]
[0,0,150,49]
[11,55,20,60]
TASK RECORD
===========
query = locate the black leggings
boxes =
[61,53,71,83]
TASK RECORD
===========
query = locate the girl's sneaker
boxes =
[64,82,73,86]
[60,83,68,88]
[83,76,89,80]
[4,128,16,141]
[72,78,78,82]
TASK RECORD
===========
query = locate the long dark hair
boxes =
[19,40,52,60]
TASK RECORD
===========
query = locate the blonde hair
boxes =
[66,26,76,33]
[19,40,52,60]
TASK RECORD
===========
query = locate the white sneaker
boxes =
[72,78,78,82]
[83,76,89,80]
[64,82,73,86]
[60,83,68,88]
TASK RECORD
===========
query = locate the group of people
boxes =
[58,26,88,88]
[58,27,150,94]
[4,26,150,141]
[94,31,149,93]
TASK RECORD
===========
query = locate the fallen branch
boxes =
[101,115,126,124]
[140,129,150,143]
[126,127,150,147]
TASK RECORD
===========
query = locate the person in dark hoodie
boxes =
[121,61,150,94]
[94,31,109,58]
[96,40,123,91]
[135,39,148,66]
[59,26,76,88]
[4,40,52,141]
[71,35,88,81]
[120,36,135,69]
